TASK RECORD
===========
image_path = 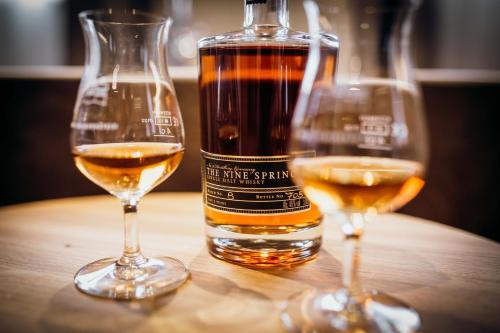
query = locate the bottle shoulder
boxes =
[198,27,313,49]
[198,27,339,51]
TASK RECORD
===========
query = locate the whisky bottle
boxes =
[198,0,338,267]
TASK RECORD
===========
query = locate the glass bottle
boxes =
[198,0,338,267]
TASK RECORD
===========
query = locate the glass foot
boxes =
[281,288,420,333]
[74,257,189,300]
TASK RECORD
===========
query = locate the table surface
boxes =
[0,193,498,333]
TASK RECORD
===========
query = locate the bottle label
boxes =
[201,150,312,215]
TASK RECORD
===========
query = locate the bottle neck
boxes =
[244,0,289,28]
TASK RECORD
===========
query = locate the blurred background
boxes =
[0,0,499,241]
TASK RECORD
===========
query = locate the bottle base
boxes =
[206,223,322,268]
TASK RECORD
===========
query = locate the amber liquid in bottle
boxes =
[199,45,329,231]
[199,44,337,266]
[198,0,338,267]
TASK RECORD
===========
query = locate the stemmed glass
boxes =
[70,9,188,299]
[282,0,428,332]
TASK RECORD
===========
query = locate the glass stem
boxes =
[341,212,365,296]
[117,200,146,267]
[342,236,362,296]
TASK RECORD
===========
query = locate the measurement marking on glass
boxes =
[140,110,180,137]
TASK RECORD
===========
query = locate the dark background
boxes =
[0,0,499,241]
[1,0,500,69]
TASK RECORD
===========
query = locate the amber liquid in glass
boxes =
[73,142,183,200]
[290,156,425,213]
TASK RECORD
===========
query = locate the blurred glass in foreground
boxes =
[281,0,429,332]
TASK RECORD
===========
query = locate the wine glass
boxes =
[281,0,428,332]
[70,9,188,300]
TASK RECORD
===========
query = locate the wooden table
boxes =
[0,193,498,333]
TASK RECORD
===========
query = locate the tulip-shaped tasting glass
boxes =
[70,9,188,299]
[281,0,428,332]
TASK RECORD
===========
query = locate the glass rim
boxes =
[78,9,170,26]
